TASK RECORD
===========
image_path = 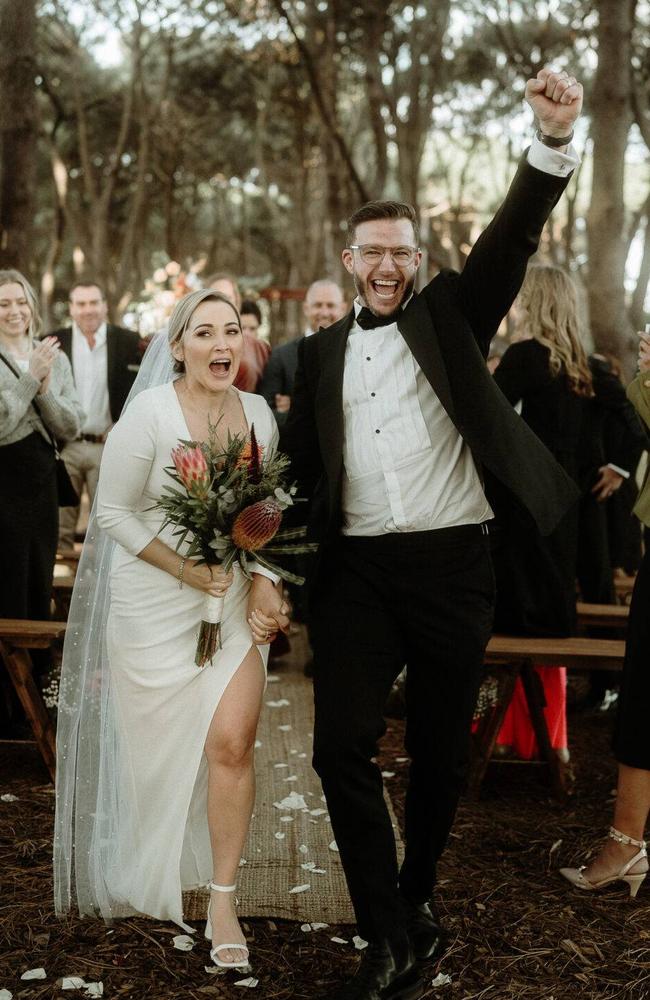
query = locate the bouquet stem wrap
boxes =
[196,594,224,668]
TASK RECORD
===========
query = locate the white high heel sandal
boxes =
[205,882,250,969]
[560,826,648,898]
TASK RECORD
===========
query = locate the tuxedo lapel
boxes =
[58,329,73,369]
[397,292,457,425]
[315,311,354,510]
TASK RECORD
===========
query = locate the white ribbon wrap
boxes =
[202,593,224,624]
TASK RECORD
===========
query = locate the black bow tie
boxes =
[355,306,399,330]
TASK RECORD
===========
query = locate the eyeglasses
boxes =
[348,244,420,266]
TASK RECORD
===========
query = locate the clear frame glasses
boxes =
[348,244,420,266]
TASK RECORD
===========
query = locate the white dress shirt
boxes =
[72,322,112,435]
[340,136,580,537]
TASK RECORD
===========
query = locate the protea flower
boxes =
[231,499,282,550]
[171,444,210,499]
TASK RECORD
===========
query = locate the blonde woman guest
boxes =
[560,331,650,895]
[0,269,82,625]
[490,265,593,759]
[54,290,288,971]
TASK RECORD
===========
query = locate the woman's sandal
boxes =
[560,826,648,898]
[205,882,250,969]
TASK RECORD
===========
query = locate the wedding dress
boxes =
[54,370,278,930]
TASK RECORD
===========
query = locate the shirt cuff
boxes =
[606,463,630,480]
[527,134,580,177]
[249,562,281,585]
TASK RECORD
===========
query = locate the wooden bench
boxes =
[470,635,626,800]
[576,601,629,632]
[55,548,80,571]
[0,619,66,781]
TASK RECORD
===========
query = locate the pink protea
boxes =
[231,499,282,550]
[171,444,210,499]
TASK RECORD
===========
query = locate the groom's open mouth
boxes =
[209,359,232,376]
[369,279,401,306]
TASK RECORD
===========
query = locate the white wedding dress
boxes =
[89,380,278,929]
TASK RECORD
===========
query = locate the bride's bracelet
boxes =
[178,557,187,589]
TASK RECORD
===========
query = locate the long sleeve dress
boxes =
[93,381,278,928]
[490,338,585,759]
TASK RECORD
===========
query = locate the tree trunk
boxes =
[587,0,637,370]
[0,0,38,273]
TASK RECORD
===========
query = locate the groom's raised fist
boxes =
[525,67,583,138]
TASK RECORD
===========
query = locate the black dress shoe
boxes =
[401,897,444,962]
[319,939,424,999]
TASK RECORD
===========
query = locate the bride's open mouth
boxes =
[209,359,232,376]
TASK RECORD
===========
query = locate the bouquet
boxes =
[153,422,316,667]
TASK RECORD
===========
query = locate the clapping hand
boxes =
[29,336,60,394]
[525,67,583,138]
[591,465,624,503]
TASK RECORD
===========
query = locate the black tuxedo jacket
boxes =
[281,156,580,568]
[51,324,141,423]
[260,336,303,426]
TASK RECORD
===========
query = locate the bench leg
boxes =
[0,642,56,782]
[468,667,519,799]
[519,661,568,800]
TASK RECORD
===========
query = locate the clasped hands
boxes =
[29,336,60,394]
[187,563,289,645]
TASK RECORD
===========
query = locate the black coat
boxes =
[280,156,578,578]
[260,336,302,426]
[50,325,141,423]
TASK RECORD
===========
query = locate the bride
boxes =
[54,289,289,970]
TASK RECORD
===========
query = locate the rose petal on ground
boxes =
[300,924,312,932]
[381,771,395,778]
[273,792,307,810]
[299,844,309,854]
[309,808,327,817]
[266,699,290,708]
[301,862,316,871]
[274,762,289,769]
[274,832,286,840]
[83,984,103,998]
[331,937,348,944]
[289,883,311,894]
[254,740,262,749]
[20,969,46,981]
[267,675,280,683]
[329,840,339,852]
[431,973,452,987]
[311,922,329,930]
[353,936,368,950]
[284,775,298,782]
[0,990,13,999]
[395,757,409,762]
[61,977,87,989]
[278,724,292,732]
[279,816,294,823]
[234,977,259,987]
[173,935,195,951]
[1,794,18,802]
[311,868,326,874]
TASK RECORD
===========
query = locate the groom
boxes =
[255,68,583,1000]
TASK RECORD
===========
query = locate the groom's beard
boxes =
[352,270,416,318]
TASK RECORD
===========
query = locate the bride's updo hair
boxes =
[167,288,241,374]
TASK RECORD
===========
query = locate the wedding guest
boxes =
[0,270,82,730]
[260,279,346,426]
[206,273,270,393]
[49,281,141,550]
[54,290,287,969]
[490,265,592,761]
[560,329,650,897]
[277,68,583,1000]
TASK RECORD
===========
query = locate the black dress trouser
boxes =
[613,548,650,770]
[310,524,495,942]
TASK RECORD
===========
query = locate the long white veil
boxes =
[54,331,176,920]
